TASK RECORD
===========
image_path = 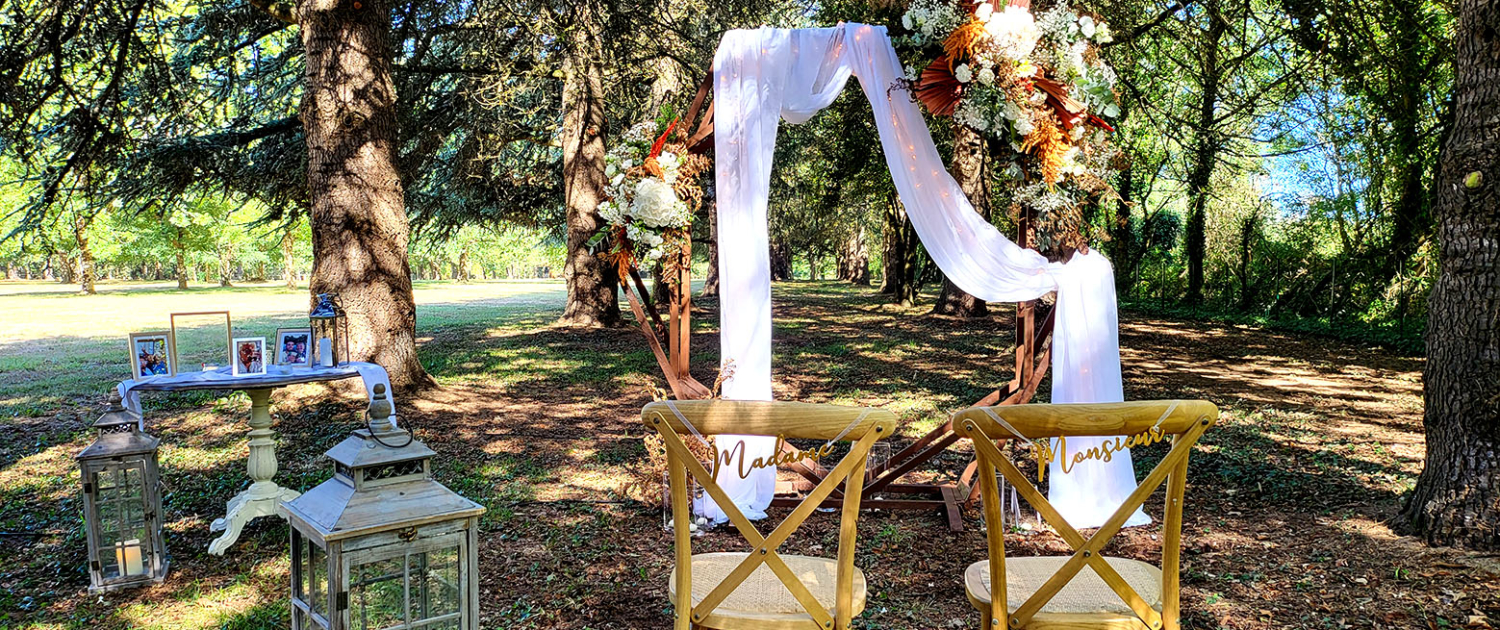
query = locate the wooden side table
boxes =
[118,363,393,555]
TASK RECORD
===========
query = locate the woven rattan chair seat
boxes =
[668,552,868,629]
[965,556,1163,627]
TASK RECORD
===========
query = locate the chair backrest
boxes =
[951,400,1219,630]
[642,400,897,630]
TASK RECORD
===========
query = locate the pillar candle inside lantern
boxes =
[318,338,333,367]
[116,540,144,576]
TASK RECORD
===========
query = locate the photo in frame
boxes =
[169,311,232,372]
[127,332,175,379]
[274,328,313,368]
[232,337,267,376]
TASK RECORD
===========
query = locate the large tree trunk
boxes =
[281,227,297,288]
[1184,0,1226,303]
[879,191,921,305]
[298,0,431,391]
[1109,164,1138,292]
[839,227,870,285]
[174,226,189,289]
[217,241,234,287]
[933,123,989,316]
[1396,0,1500,550]
[73,213,96,294]
[4,261,16,280]
[701,197,720,297]
[769,239,792,281]
[1380,0,1435,285]
[557,8,619,326]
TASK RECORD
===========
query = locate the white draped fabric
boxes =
[709,23,1147,528]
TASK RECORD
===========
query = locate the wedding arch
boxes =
[622,22,1147,531]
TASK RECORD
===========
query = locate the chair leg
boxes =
[980,608,993,629]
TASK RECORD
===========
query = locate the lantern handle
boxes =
[365,384,413,448]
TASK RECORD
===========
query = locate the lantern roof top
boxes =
[78,394,157,459]
[280,474,484,542]
[325,428,437,470]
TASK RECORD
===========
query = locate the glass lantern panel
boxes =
[308,536,328,619]
[411,546,461,621]
[91,464,149,580]
[350,556,405,630]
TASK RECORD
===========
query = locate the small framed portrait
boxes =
[232,337,268,376]
[275,328,313,368]
[127,332,175,380]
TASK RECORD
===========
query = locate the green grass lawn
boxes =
[0,279,566,417]
[2,279,1495,629]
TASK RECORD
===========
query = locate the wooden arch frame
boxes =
[621,69,1058,531]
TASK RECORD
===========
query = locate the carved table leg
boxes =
[209,387,300,555]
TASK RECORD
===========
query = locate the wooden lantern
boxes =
[309,293,350,367]
[77,393,170,593]
[279,385,484,630]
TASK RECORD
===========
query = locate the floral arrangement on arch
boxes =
[595,117,711,277]
[899,0,1124,249]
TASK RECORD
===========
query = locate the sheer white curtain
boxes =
[711,23,1146,528]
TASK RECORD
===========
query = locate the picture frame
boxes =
[127,332,175,380]
[169,311,232,372]
[232,337,268,376]
[274,328,314,368]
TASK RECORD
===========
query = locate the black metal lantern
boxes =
[280,385,484,630]
[77,393,170,593]
[309,293,350,367]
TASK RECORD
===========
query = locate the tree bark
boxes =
[281,227,297,288]
[879,191,921,305]
[298,0,432,390]
[839,227,870,285]
[933,123,989,316]
[701,197,720,297]
[557,6,619,326]
[769,239,792,281]
[1395,0,1500,550]
[73,213,96,294]
[217,240,234,287]
[1110,164,1138,292]
[1184,0,1225,303]
[174,226,189,289]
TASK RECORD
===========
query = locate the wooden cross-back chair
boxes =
[951,400,1219,630]
[642,400,896,630]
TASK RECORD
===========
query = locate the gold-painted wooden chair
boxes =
[642,400,897,630]
[951,400,1219,630]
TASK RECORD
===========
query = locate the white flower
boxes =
[1078,15,1096,38]
[977,67,996,85]
[955,64,973,83]
[1002,102,1025,120]
[1015,116,1036,137]
[902,13,913,30]
[905,64,921,81]
[629,178,685,228]
[1070,125,1085,141]
[975,2,994,21]
[1030,90,1048,105]
[605,163,618,177]
[610,173,625,187]
[1094,22,1113,43]
[621,158,634,171]
[984,6,1041,59]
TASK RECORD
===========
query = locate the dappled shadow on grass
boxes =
[8,281,1487,630]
